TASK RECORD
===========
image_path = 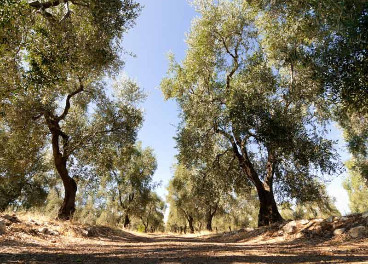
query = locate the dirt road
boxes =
[1,232,368,264]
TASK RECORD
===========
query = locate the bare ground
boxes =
[0,215,368,264]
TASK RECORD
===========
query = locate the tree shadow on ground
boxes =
[1,250,367,264]
[1,237,368,264]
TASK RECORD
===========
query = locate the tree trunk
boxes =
[123,214,130,228]
[205,212,213,232]
[50,131,77,220]
[55,155,77,220]
[235,147,283,227]
[45,87,84,221]
[256,185,283,227]
[188,216,194,233]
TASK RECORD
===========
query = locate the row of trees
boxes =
[166,165,339,233]
[1,0,366,232]
[163,0,367,227]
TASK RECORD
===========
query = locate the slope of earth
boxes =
[0,213,368,264]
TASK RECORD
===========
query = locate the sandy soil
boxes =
[1,231,368,264]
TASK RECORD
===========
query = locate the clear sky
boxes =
[121,0,351,215]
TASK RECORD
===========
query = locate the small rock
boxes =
[2,214,20,223]
[349,226,366,238]
[283,221,297,234]
[0,220,6,235]
[340,216,349,221]
[49,230,60,236]
[333,228,346,236]
[81,229,90,237]
[362,211,368,219]
[38,227,49,234]
[326,216,334,223]
[245,228,254,232]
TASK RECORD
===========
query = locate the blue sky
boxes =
[121,0,196,203]
[121,0,350,215]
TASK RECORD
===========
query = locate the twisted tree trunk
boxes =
[51,132,77,220]
[226,134,283,227]
[188,215,194,233]
[256,183,283,226]
[205,203,218,232]
[123,214,130,228]
[45,86,83,220]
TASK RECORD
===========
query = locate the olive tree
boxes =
[0,0,142,219]
[162,0,339,226]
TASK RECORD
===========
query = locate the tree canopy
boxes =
[0,0,142,219]
[0,0,366,234]
[162,0,340,226]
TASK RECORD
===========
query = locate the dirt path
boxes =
[1,232,368,264]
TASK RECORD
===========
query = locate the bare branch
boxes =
[32,113,43,121]
[213,30,242,91]
[57,83,84,121]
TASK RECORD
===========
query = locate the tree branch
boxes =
[57,83,84,121]
[265,150,276,189]
[32,113,44,121]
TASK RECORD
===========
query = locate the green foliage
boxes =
[0,121,48,211]
[255,0,368,182]
[162,0,339,226]
[44,188,63,218]
[343,160,368,213]
[90,142,159,228]
[166,205,187,233]
[136,192,165,232]
[338,112,368,181]
[0,0,142,218]
[65,143,162,230]
[213,191,259,230]
[280,191,340,220]
[167,165,199,230]
[2,0,366,231]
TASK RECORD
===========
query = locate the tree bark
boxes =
[205,203,218,232]
[123,214,130,228]
[48,119,77,220]
[233,141,283,227]
[54,151,77,220]
[256,183,283,227]
[205,211,213,231]
[188,215,194,233]
[44,86,83,220]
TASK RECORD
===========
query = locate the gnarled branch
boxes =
[57,83,84,121]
